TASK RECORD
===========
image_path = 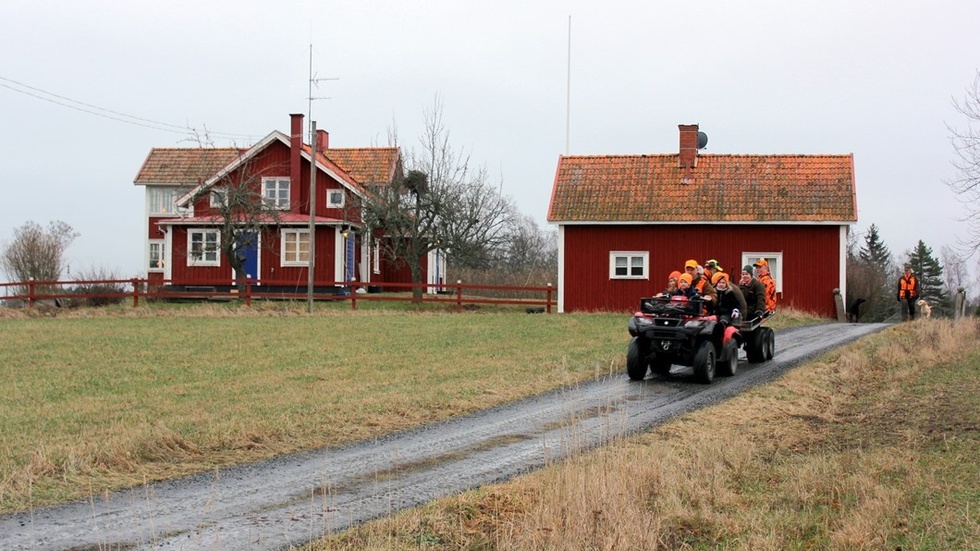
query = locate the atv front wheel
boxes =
[693,340,716,384]
[626,338,650,381]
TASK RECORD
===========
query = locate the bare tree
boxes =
[1,220,78,284]
[363,97,515,301]
[182,139,284,292]
[948,70,980,254]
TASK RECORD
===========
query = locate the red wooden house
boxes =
[133,113,430,292]
[547,124,857,317]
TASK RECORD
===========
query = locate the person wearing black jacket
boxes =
[738,264,767,320]
[712,272,747,326]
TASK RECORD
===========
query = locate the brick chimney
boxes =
[290,113,304,188]
[678,124,699,169]
[316,129,329,151]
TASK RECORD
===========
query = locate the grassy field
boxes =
[308,318,980,550]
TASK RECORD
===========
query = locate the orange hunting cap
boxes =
[684,259,698,269]
[753,259,769,268]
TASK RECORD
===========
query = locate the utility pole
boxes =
[308,119,317,313]
[305,44,338,313]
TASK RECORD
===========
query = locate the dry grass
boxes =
[310,318,980,550]
[0,304,629,513]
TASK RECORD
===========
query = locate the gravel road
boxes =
[1,322,889,550]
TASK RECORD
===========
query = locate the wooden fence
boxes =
[0,277,557,313]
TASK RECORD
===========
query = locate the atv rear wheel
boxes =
[693,340,716,384]
[626,338,650,381]
[716,340,738,377]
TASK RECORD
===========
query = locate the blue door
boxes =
[235,231,259,283]
[345,234,355,282]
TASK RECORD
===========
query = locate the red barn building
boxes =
[547,124,857,317]
[134,113,435,292]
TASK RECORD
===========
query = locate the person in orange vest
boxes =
[684,259,717,310]
[753,259,777,313]
[897,264,921,321]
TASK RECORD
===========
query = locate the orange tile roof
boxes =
[325,147,400,186]
[134,148,245,184]
[548,153,856,223]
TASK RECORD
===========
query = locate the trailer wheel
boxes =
[746,330,764,363]
[716,340,738,377]
[626,338,650,381]
[693,340,716,384]
[763,327,775,361]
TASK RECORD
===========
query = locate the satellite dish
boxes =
[697,131,708,150]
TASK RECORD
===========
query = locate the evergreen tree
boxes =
[906,240,949,314]
[851,224,897,322]
[859,224,892,265]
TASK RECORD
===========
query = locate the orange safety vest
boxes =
[760,273,777,312]
[899,274,918,299]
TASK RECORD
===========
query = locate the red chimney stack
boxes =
[678,124,699,169]
[316,129,329,151]
[290,113,304,191]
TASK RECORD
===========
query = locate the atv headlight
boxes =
[684,320,704,329]
[635,316,653,326]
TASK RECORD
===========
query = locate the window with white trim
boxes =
[209,188,228,208]
[609,251,649,279]
[326,189,345,208]
[372,238,381,274]
[281,229,310,266]
[742,252,783,293]
[188,229,220,266]
[148,186,193,215]
[149,240,165,271]
[262,178,290,209]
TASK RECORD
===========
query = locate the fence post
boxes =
[132,278,140,308]
[546,283,553,314]
[456,280,463,313]
[28,277,35,308]
[245,276,252,308]
[351,281,358,310]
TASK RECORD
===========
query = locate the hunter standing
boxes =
[897,264,921,321]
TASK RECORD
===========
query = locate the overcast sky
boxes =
[1,0,977,285]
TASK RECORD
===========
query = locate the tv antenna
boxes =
[308,44,339,141]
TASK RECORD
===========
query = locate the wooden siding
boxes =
[561,224,842,317]
[261,227,337,284]
[169,227,229,283]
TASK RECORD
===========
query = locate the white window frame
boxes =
[187,229,221,267]
[609,251,649,280]
[262,177,290,210]
[326,188,345,208]
[148,186,193,216]
[148,240,165,272]
[209,188,228,208]
[281,229,311,267]
[372,238,381,274]
[742,251,783,293]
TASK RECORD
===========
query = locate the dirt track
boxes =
[1,322,889,550]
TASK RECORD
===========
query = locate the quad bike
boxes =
[626,295,774,384]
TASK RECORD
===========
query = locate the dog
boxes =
[917,299,932,319]
[847,298,866,323]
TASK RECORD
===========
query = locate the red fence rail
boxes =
[0,278,557,313]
